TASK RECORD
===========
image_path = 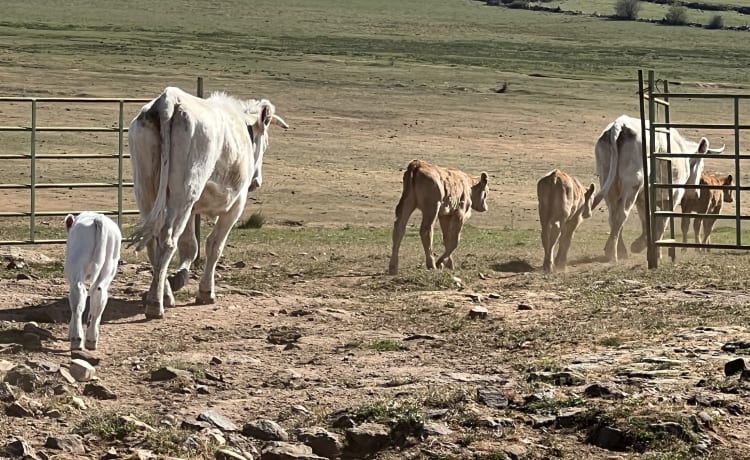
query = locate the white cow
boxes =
[128,87,287,319]
[593,114,723,262]
[64,212,121,351]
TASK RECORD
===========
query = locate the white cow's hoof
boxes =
[84,340,98,351]
[195,291,215,305]
[70,339,83,351]
[144,301,164,320]
[168,269,190,292]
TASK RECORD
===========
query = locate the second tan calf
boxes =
[537,169,595,273]
[681,172,733,250]
[389,159,488,275]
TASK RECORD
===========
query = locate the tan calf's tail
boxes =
[395,160,421,217]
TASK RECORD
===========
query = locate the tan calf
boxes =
[537,169,595,273]
[388,159,488,275]
[680,173,733,250]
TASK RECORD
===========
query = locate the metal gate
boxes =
[639,70,750,268]
[0,78,204,245]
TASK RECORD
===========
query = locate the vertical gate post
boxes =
[663,80,676,262]
[734,96,742,246]
[639,70,657,269]
[30,99,37,243]
[195,77,204,260]
[117,100,125,228]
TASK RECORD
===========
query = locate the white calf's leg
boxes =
[68,281,87,351]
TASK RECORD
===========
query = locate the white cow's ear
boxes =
[260,101,273,127]
[697,137,710,154]
[64,214,75,232]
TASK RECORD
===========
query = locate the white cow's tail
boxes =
[130,93,175,251]
[591,119,624,210]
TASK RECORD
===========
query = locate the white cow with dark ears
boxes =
[64,212,121,351]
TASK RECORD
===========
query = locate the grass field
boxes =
[2,1,750,459]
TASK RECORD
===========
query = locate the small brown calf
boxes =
[388,159,488,275]
[680,173,733,250]
[537,169,595,273]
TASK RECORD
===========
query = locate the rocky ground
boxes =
[2,247,750,460]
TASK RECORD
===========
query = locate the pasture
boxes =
[2,0,750,458]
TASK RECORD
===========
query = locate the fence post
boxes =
[639,70,657,269]
[117,100,125,228]
[30,99,37,243]
[195,77,203,260]
[735,96,742,246]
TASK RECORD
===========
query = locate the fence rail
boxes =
[639,70,749,268]
[0,77,205,246]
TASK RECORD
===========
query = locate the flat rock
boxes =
[0,359,16,373]
[150,366,192,381]
[467,305,488,319]
[83,382,117,400]
[345,423,390,455]
[583,383,625,399]
[58,367,76,384]
[5,438,39,458]
[5,401,34,417]
[26,358,60,373]
[261,441,325,460]
[215,448,248,460]
[528,370,585,386]
[69,359,95,382]
[555,407,588,428]
[295,427,343,458]
[476,385,509,409]
[71,350,100,366]
[725,358,746,376]
[528,414,556,428]
[199,410,239,432]
[588,425,631,451]
[243,419,289,441]
[5,364,40,392]
[423,422,453,436]
[45,434,86,454]
[0,343,23,354]
[267,327,302,345]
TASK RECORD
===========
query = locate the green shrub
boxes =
[614,0,641,20]
[706,14,724,29]
[664,4,688,25]
[239,211,265,229]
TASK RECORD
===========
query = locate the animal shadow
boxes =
[0,296,144,325]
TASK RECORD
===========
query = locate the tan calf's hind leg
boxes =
[388,202,415,275]
[420,202,440,270]
[436,215,462,269]
[543,222,561,273]
[554,220,578,272]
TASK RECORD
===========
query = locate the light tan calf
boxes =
[680,172,733,250]
[388,159,488,275]
[537,169,595,273]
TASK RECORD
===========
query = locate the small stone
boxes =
[102,447,119,459]
[528,370,585,386]
[5,438,38,458]
[21,332,42,350]
[267,327,302,345]
[477,416,514,428]
[210,356,223,365]
[502,444,528,460]
[23,322,54,339]
[588,425,631,451]
[261,441,325,460]
[295,427,343,458]
[71,350,100,366]
[5,401,34,417]
[119,414,157,432]
[199,410,239,432]
[476,385,509,409]
[528,414,556,428]
[196,384,211,395]
[725,358,746,377]
[44,434,86,454]
[555,407,588,428]
[83,382,117,400]
[423,422,453,436]
[583,383,624,399]
[58,367,76,384]
[467,305,488,319]
[181,419,214,431]
[26,359,60,373]
[70,396,87,410]
[344,423,390,455]
[330,414,356,429]
[0,359,15,372]
[215,448,247,460]
[243,419,288,441]
[69,359,95,382]
[517,303,533,310]
[5,364,40,392]
[150,366,192,381]
[465,293,482,302]
[46,408,62,419]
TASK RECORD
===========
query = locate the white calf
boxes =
[64,212,121,351]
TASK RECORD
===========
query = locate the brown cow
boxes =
[680,172,733,250]
[537,169,595,273]
[388,159,488,275]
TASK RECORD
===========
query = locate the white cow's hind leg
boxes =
[146,239,174,308]
[197,198,246,305]
[169,216,199,292]
[69,281,87,351]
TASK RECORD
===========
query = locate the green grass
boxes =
[367,339,407,352]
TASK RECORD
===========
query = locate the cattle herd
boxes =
[62,87,731,352]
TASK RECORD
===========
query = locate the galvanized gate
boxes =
[639,70,750,268]
[0,78,205,246]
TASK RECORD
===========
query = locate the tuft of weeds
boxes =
[366,340,407,352]
[238,211,265,229]
[78,412,141,441]
[422,385,469,409]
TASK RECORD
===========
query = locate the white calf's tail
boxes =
[130,92,175,250]
[591,119,624,209]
